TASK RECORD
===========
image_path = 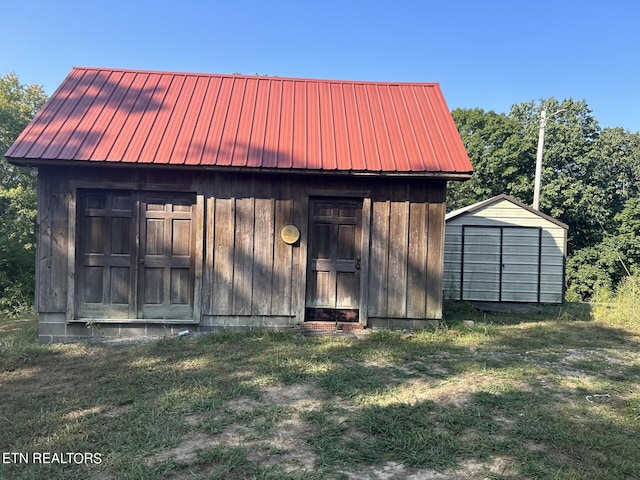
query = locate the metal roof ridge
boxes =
[70,66,442,87]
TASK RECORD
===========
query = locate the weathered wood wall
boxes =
[367,183,445,328]
[36,166,447,340]
[36,167,70,314]
[203,174,306,324]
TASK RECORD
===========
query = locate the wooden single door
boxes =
[306,198,362,322]
[77,190,137,319]
[76,190,196,320]
[138,193,196,320]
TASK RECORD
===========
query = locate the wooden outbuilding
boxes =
[443,194,568,304]
[6,67,473,342]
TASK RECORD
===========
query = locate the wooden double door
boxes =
[76,190,197,320]
[306,198,363,322]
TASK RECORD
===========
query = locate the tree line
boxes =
[449,99,640,300]
[1,73,639,313]
[0,73,47,315]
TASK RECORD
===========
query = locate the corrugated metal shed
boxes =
[6,67,473,176]
[444,194,568,303]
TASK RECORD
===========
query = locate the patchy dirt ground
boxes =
[139,378,523,480]
[3,322,639,479]
[144,384,324,476]
[134,354,629,478]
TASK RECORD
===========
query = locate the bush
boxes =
[0,184,36,316]
[567,233,640,301]
[592,275,640,330]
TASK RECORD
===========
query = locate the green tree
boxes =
[587,128,640,216]
[567,198,640,299]
[450,98,606,250]
[1,73,47,188]
[448,108,534,210]
[510,98,605,251]
[0,73,47,314]
[451,97,640,299]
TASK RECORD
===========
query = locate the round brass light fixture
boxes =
[280,224,300,245]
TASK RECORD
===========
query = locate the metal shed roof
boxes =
[6,67,473,177]
[446,194,569,229]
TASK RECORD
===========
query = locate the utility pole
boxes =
[532,110,547,211]
[533,108,566,211]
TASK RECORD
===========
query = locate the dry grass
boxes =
[1,302,639,479]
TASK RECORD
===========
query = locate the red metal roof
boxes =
[6,67,473,176]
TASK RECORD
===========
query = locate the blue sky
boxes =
[3,0,639,132]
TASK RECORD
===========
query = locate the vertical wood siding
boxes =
[36,167,447,336]
[367,182,445,320]
[272,186,294,315]
[387,199,410,317]
[407,201,427,317]
[426,201,445,318]
[36,168,70,313]
[206,175,301,318]
[368,199,390,317]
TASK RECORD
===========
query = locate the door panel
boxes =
[312,223,331,258]
[172,219,192,255]
[170,269,191,304]
[337,224,356,259]
[84,267,103,303]
[336,271,357,308]
[461,226,541,302]
[145,218,165,255]
[77,190,196,320]
[111,217,131,254]
[462,227,501,302]
[139,193,196,319]
[110,268,130,303]
[77,191,135,318]
[143,268,163,304]
[306,198,362,321]
[500,228,541,302]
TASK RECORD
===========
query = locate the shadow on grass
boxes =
[484,321,636,353]
[2,311,639,479]
[330,386,640,478]
[443,300,594,325]
[0,316,71,372]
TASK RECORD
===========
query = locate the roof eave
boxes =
[446,193,569,230]
[6,157,473,180]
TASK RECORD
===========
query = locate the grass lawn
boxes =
[1,302,639,479]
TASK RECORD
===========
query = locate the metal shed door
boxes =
[500,228,542,302]
[461,226,542,302]
[305,198,362,322]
